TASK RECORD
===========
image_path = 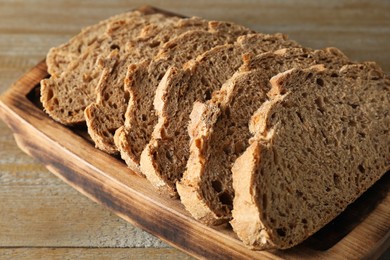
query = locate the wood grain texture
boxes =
[0,0,389,259]
[0,166,168,248]
[0,248,192,260]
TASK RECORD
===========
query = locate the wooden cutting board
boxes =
[0,6,389,260]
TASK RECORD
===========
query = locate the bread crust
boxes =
[41,12,174,125]
[84,17,212,153]
[178,47,350,225]
[46,11,142,76]
[114,23,253,170]
[141,34,301,196]
[231,63,390,249]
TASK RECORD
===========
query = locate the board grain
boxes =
[0,5,389,260]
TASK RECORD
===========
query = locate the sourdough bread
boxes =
[140,34,301,196]
[177,47,351,225]
[114,22,252,174]
[41,12,179,125]
[84,17,215,154]
[230,63,390,249]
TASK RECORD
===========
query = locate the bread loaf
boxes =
[40,9,390,251]
[41,12,178,125]
[84,17,214,153]
[177,47,351,225]
[230,62,390,249]
[46,11,141,76]
[114,22,252,174]
[140,34,301,196]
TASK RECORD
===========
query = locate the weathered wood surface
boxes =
[0,0,389,259]
[0,248,193,260]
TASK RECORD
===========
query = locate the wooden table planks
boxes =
[0,0,389,259]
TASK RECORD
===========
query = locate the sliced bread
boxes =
[230,63,390,249]
[140,33,301,196]
[114,22,252,174]
[41,13,181,125]
[177,47,351,225]
[84,18,215,154]
[46,7,178,76]
[46,10,140,76]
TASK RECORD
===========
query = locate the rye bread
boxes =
[46,10,141,76]
[114,22,252,174]
[41,12,179,125]
[140,33,301,196]
[84,18,217,154]
[177,47,351,225]
[230,63,390,249]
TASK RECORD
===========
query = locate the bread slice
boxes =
[140,34,301,196]
[114,22,252,174]
[84,18,215,154]
[230,63,390,249]
[177,47,351,225]
[46,10,143,76]
[41,12,181,125]
[46,6,179,76]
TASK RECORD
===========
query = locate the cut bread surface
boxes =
[84,17,212,154]
[41,12,176,125]
[140,33,301,196]
[114,22,252,173]
[46,11,141,76]
[231,62,390,249]
[39,9,390,252]
[177,47,351,225]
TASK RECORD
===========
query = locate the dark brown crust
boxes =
[142,34,301,196]
[231,62,390,249]
[115,22,252,180]
[178,47,351,225]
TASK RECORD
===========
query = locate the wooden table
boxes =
[0,0,389,259]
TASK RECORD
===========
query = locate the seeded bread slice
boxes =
[177,47,351,225]
[140,34,301,196]
[114,22,252,174]
[230,63,390,249]
[41,12,181,125]
[84,18,213,154]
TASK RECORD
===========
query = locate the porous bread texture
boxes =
[177,47,351,225]
[85,17,213,155]
[231,62,390,249]
[114,21,253,174]
[46,7,175,76]
[140,33,301,196]
[46,11,140,76]
[41,12,177,125]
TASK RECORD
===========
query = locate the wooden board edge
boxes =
[1,110,277,260]
[0,5,389,257]
[2,60,389,260]
[0,60,47,99]
[0,55,279,259]
[364,231,390,260]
